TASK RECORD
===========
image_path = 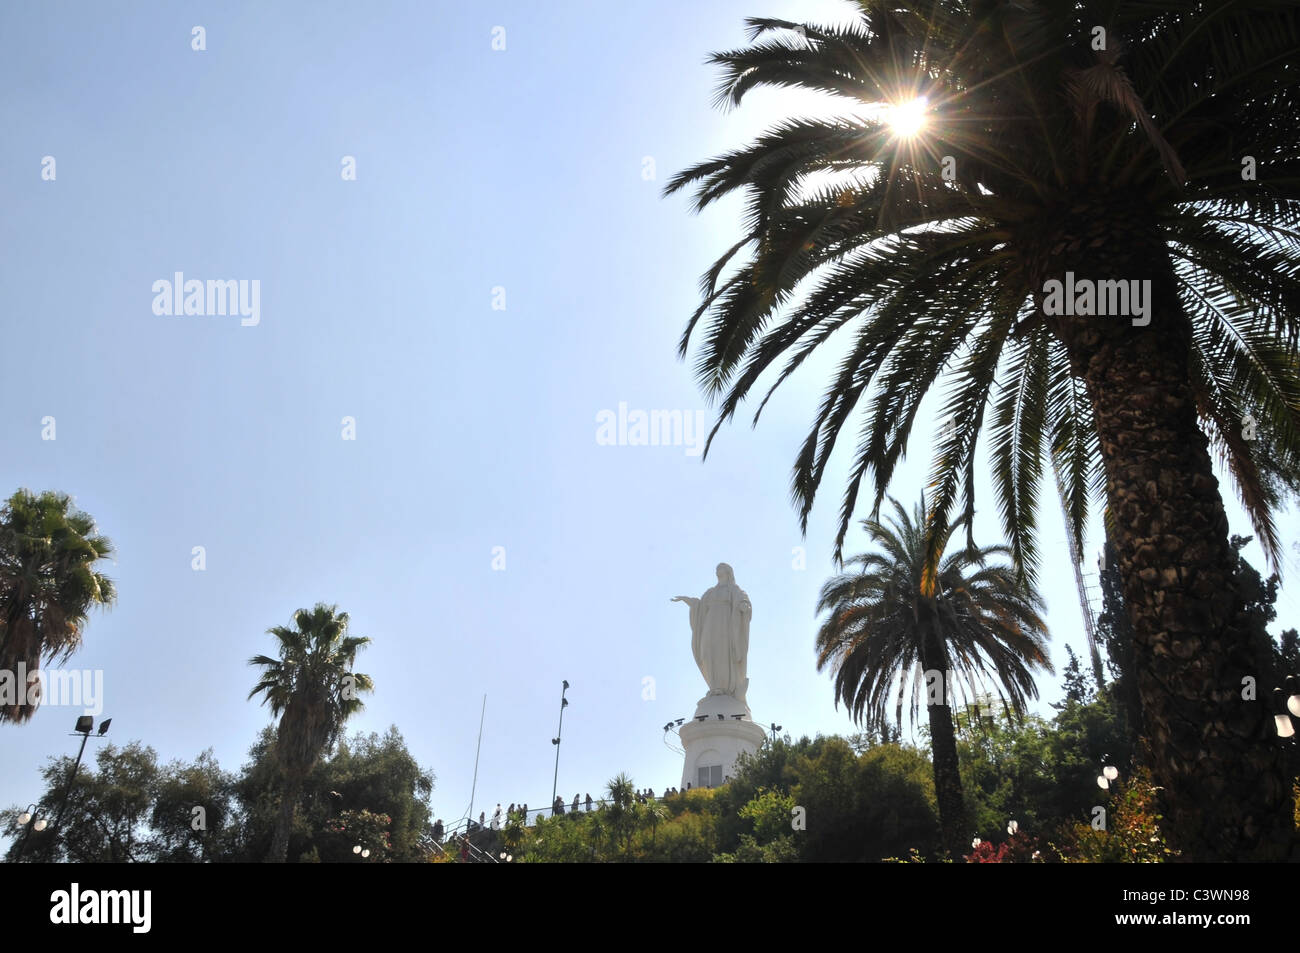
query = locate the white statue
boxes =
[672,563,752,706]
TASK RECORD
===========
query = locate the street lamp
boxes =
[1273,677,1300,739]
[13,804,47,862]
[1274,681,1294,738]
[1097,757,1119,789]
[42,715,110,860]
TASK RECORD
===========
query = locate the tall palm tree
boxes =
[248,603,373,863]
[815,497,1050,855]
[0,489,115,724]
[668,1,1300,860]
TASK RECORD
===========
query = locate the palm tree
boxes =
[815,497,1050,855]
[248,603,373,863]
[0,490,115,724]
[668,1,1300,860]
[604,773,637,858]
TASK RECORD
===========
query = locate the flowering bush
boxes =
[1054,769,1177,863]
[964,831,1043,863]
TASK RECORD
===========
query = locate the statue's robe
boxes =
[688,573,751,704]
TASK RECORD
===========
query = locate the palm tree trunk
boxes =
[926,696,968,858]
[1046,211,1297,861]
[920,636,968,857]
[267,775,303,863]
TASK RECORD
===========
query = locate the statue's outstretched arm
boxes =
[671,596,700,607]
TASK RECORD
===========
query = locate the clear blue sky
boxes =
[2,0,1295,837]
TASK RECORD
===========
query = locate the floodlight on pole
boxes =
[43,714,110,860]
[550,680,570,810]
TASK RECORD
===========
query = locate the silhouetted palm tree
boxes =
[815,498,1050,855]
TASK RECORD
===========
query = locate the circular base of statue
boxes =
[678,693,768,790]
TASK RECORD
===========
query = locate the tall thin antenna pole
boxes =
[467,694,486,825]
[550,681,570,812]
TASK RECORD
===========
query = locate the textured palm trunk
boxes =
[926,695,968,858]
[267,774,303,864]
[1028,196,1296,861]
[0,599,36,723]
[920,633,968,857]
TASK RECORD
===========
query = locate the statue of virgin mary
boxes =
[671,563,752,707]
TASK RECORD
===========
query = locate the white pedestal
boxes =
[678,693,768,789]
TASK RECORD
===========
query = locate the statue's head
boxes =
[716,562,735,584]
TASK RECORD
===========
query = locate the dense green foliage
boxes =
[2,726,433,863]
[233,725,433,863]
[2,743,234,863]
[517,736,939,863]
[958,690,1133,839]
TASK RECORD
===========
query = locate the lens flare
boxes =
[888,97,928,137]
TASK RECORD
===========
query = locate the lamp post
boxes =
[43,715,110,860]
[352,844,371,860]
[13,803,47,862]
[1273,675,1300,741]
[549,680,570,813]
[1096,758,1120,790]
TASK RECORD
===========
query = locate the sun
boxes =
[886,96,929,137]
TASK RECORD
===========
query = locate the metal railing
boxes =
[422,791,695,860]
